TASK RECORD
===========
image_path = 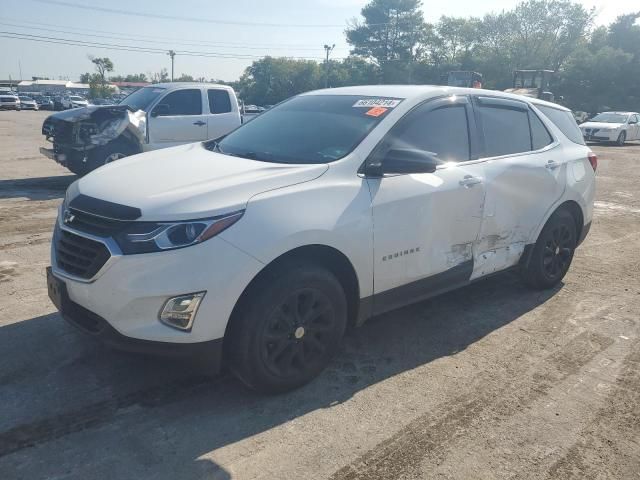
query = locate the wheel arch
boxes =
[531,199,585,248]
[223,244,361,350]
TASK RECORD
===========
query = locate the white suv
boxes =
[47,86,596,393]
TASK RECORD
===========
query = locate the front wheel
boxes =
[87,138,137,173]
[227,263,347,393]
[521,209,577,290]
[616,131,626,146]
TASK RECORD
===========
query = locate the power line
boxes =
[32,0,350,28]
[1,31,342,60]
[0,19,350,51]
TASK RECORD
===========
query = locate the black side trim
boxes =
[371,260,473,317]
[577,221,591,247]
[69,194,142,221]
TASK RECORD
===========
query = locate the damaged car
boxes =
[40,83,241,175]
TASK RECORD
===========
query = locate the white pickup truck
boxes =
[41,83,241,175]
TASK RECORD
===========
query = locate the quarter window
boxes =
[535,105,585,145]
[386,104,471,163]
[529,110,554,150]
[158,89,202,115]
[208,89,232,114]
[478,105,531,157]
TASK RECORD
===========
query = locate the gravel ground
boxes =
[0,109,639,480]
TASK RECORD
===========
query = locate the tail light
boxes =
[588,152,597,171]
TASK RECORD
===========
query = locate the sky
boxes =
[0,0,637,82]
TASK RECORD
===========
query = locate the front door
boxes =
[367,96,486,315]
[147,88,208,149]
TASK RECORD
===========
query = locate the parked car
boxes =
[0,93,20,110]
[579,111,640,145]
[33,95,54,110]
[91,98,115,105]
[241,104,265,123]
[40,83,241,175]
[47,85,595,393]
[18,96,39,110]
[61,95,89,109]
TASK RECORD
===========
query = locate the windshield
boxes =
[19,96,32,101]
[590,113,629,124]
[69,96,84,101]
[211,95,401,164]
[119,86,165,111]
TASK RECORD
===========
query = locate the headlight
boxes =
[114,210,244,254]
[90,117,129,145]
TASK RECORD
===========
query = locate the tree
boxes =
[149,68,169,83]
[89,56,114,88]
[79,72,91,84]
[346,0,427,82]
[175,74,195,82]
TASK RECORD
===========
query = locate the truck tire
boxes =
[520,209,577,290]
[227,262,347,394]
[87,138,137,173]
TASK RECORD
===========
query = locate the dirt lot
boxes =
[0,109,639,480]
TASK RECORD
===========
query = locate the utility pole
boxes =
[323,44,335,88]
[18,60,23,81]
[168,50,176,82]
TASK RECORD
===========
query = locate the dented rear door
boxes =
[471,96,566,279]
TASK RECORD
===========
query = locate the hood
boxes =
[73,142,329,220]
[580,122,623,129]
[48,104,132,122]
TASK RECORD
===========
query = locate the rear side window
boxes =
[529,110,554,150]
[536,105,585,145]
[208,89,232,114]
[388,104,470,162]
[159,89,202,115]
[478,105,531,157]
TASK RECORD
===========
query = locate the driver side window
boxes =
[157,89,202,116]
[385,104,471,163]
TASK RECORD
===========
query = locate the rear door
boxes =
[471,96,565,279]
[147,88,208,149]
[206,88,240,139]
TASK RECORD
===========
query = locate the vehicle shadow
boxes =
[0,271,561,479]
[0,174,75,200]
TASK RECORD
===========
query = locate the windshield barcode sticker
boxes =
[353,98,401,108]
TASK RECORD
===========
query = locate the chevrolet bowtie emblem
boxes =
[63,209,75,225]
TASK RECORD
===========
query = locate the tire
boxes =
[227,262,347,394]
[521,209,577,290]
[616,131,626,146]
[87,138,137,173]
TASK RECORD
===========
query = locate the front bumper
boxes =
[582,130,619,142]
[50,225,264,345]
[48,266,223,365]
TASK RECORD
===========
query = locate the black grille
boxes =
[54,227,111,279]
[66,208,127,237]
[42,117,73,142]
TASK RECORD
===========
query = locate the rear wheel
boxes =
[616,131,626,146]
[228,263,347,393]
[521,209,577,290]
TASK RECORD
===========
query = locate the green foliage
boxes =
[346,0,426,82]
[109,73,148,82]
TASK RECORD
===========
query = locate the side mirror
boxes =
[151,104,170,117]
[381,149,439,175]
[629,119,638,125]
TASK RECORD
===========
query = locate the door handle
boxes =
[193,121,206,126]
[459,175,482,187]
[545,160,560,170]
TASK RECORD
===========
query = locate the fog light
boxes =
[159,292,206,331]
